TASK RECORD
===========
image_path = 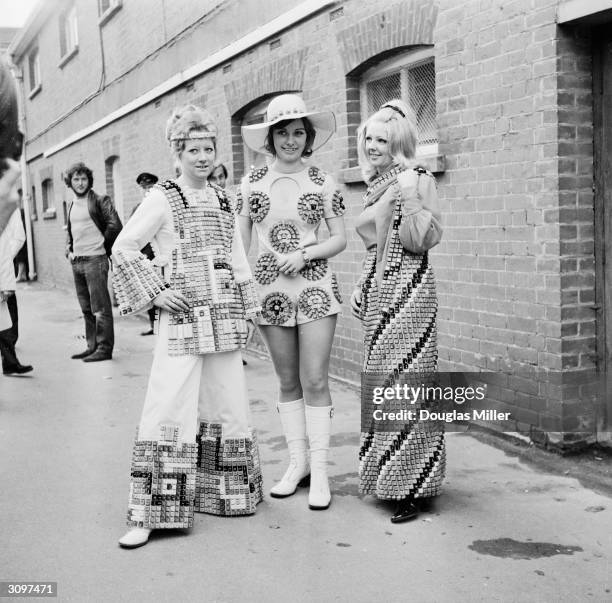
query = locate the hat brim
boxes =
[242,111,336,155]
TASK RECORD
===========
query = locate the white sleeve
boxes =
[113,189,168,258]
[111,189,170,315]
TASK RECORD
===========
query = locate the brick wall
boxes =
[556,25,596,371]
[15,0,602,444]
[435,0,597,447]
[436,0,562,374]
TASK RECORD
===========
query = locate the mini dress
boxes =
[239,164,345,326]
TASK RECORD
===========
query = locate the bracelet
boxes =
[300,246,312,266]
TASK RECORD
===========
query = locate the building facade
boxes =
[9,0,612,448]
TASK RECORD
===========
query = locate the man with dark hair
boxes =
[208,162,228,189]
[65,162,122,361]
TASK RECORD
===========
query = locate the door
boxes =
[593,28,612,443]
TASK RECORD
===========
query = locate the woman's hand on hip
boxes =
[277,251,305,277]
[350,287,362,319]
[153,288,190,312]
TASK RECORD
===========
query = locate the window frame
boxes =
[105,155,124,221]
[339,46,444,184]
[59,4,79,67]
[41,178,57,219]
[98,0,122,27]
[30,185,38,221]
[27,48,41,98]
[359,47,438,158]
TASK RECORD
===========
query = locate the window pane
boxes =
[42,179,54,211]
[366,72,401,115]
[31,186,37,218]
[28,51,38,90]
[70,6,78,46]
[59,16,67,56]
[408,61,437,146]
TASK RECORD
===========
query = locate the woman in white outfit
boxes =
[114,106,262,549]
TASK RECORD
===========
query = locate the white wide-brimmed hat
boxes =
[242,94,336,155]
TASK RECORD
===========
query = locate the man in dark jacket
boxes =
[65,162,122,361]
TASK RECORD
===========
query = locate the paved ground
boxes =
[1,283,611,602]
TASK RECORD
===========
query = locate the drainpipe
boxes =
[9,60,36,281]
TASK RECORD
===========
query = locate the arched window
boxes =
[41,178,54,213]
[359,47,437,156]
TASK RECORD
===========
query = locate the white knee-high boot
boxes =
[305,404,332,510]
[270,399,311,498]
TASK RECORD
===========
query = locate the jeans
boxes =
[71,255,114,354]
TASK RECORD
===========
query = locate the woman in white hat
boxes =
[239,94,347,510]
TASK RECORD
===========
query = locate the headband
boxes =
[383,104,406,118]
[169,130,216,142]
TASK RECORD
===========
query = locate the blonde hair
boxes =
[165,105,217,157]
[357,99,418,181]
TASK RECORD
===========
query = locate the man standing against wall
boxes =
[65,162,122,362]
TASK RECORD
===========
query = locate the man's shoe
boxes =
[118,528,152,549]
[3,363,33,375]
[390,498,419,524]
[82,350,112,362]
[140,328,154,336]
[71,349,95,359]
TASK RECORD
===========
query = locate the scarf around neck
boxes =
[363,164,407,208]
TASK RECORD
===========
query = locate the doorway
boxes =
[593,27,612,443]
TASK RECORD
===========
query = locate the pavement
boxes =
[1,283,611,603]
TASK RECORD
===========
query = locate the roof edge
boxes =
[7,0,54,60]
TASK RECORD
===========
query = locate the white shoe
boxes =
[305,405,333,510]
[118,528,152,549]
[270,399,311,498]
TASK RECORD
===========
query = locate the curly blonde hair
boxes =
[165,105,217,157]
[357,99,418,181]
